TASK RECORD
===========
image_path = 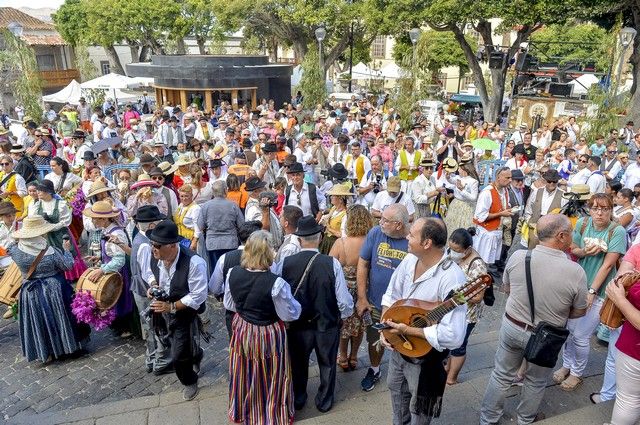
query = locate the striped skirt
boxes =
[228,314,294,425]
[19,275,82,362]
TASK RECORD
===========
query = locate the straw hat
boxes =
[208,144,229,160]
[459,153,474,165]
[130,174,159,190]
[158,161,179,175]
[442,157,459,173]
[562,184,591,201]
[88,180,116,198]
[175,155,196,167]
[327,183,355,197]
[82,200,120,218]
[12,216,58,239]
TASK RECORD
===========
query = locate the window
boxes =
[100,61,110,75]
[36,54,55,71]
[437,73,447,85]
[462,74,474,87]
[371,35,386,59]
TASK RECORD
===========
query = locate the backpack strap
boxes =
[308,183,319,216]
[579,217,588,236]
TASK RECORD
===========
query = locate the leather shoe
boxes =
[153,365,174,376]
[146,364,153,373]
[183,383,199,401]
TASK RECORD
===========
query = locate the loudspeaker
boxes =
[489,52,506,69]
[547,83,573,97]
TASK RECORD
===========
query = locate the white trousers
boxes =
[561,297,603,377]
[610,350,640,425]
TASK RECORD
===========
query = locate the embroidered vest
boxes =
[173,203,195,240]
[399,150,421,181]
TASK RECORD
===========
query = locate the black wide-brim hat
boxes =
[245,176,266,192]
[35,179,55,195]
[287,162,304,174]
[262,143,277,153]
[328,163,348,179]
[72,130,86,139]
[83,151,96,161]
[148,219,180,244]
[294,215,325,237]
[133,205,167,223]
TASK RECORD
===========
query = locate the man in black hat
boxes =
[284,162,326,221]
[153,141,175,164]
[276,215,353,412]
[244,176,283,247]
[148,220,208,401]
[10,145,37,184]
[209,159,228,184]
[69,130,91,169]
[140,153,157,174]
[149,167,179,217]
[130,206,172,375]
[252,142,280,188]
[328,134,350,168]
[319,162,352,195]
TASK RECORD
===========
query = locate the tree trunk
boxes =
[292,40,308,64]
[103,45,125,74]
[176,38,187,55]
[197,37,206,55]
[128,44,139,64]
[268,38,278,63]
[627,47,640,126]
[139,45,152,62]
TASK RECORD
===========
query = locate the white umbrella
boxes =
[351,62,382,81]
[80,72,142,90]
[380,62,405,79]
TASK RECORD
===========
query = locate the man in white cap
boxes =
[510,123,528,144]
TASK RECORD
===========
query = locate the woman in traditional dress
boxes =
[319,184,352,254]
[83,201,138,338]
[444,155,480,237]
[172,156,198,189]
[28,179,86,281]
[173,184,202,251]
[45,157,83,240]
[445,228,487,385]
[9,216,89,363]
[329,205,373,371]
[225,230,301,424]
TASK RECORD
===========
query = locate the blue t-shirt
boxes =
[589,143,606,158]
[360,226,409,310]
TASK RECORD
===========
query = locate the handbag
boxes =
[522,251,570,368]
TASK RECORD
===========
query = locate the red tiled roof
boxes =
[20,33,65,45]
[0,7,54,31]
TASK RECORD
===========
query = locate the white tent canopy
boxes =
[80,73,145,90]
[351,62,382,80]
[43,79,82,104]
[380,62,404,79]
[291,65,302,86]
[568,74,600,95]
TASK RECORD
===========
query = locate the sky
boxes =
[0,0,63,9]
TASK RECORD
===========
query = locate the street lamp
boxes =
[613,27,638,97]
[7,22,23,37]
[315,25,327,81]
[408,28,420,90]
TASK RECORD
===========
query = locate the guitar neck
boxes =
[425,300,458,324]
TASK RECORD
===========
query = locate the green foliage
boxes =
[52,0,87,46]
[393,30,476,76]
[582,85,629,139]
[74,44,99,81]
[299,48,327,109]
[530,22,611,72]
[0,31,42,121]
[242,35,263,55]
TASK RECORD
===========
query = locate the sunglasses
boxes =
[0,162,10,166]
[578,159,588,163]
[151,176,164,181]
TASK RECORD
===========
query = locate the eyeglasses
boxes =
[0,162,10,166]
[296,192,302,206]
[591,207,611,213]
[380,217,399,224]
[608,151,618,154]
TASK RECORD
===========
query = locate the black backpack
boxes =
[16,157,37,184]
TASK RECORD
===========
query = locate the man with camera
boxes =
[480,214,587,425]
[357,155,389,210]
[130,206,173,376]
[371,176,415,222]
[148,220,209,401]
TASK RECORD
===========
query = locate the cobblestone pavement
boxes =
[0,298,230,421]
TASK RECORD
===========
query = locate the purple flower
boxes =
[71,290,115,330]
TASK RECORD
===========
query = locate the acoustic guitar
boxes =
[380,274,492,358]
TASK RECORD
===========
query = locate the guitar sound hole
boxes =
[409,315,428,328]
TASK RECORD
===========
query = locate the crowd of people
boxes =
[0,94,639,425]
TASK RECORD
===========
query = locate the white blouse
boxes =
[28,197,71,230]
[45,172,82,193]
[174,203,203,239]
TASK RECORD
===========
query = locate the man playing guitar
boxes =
[380,217,468,425]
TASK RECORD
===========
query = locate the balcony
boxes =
[39,69,81,89]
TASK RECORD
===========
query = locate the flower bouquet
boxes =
[71,290,116,330]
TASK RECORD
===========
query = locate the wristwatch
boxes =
[588,288,597,295]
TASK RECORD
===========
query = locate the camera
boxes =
[141,286,170,318]
[372,174,383,194]
[259,191,278,208]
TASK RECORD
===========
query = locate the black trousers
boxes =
[287,327,340,412]
[169,311,202,386]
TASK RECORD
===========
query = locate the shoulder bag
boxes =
[522,250,570,368]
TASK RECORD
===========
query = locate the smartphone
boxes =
[371,322,391,331]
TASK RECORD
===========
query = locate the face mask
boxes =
[448,249,466,262]
[132,125,139,131]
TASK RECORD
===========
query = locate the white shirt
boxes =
[275,234,301,264]
[328,144,349,166]
[622,162,640,190]
[524,187,564,221]
[394,150,420,175]
[137,241,157,287]
[452,176,479,202]
[601,158,622,180]
[44,172,81,193]
[92,121,104,140]
[568,167,591,187]
[372,190,415,217]
[411,173,437,205]
[381,253,467,351]
[505,157,529,172]
[293,146,314,174]
[585,171,606,194]
[209,246,244,296]
[102,126,118,140]
[158,252,208,310]
[342,119,361,135]
[474,185,507,223]
[286,183,327,217]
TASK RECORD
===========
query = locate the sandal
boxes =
[348,355,358,371]
[337,355,349,372]
[560,375,583,391]
[552,367,570,384]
